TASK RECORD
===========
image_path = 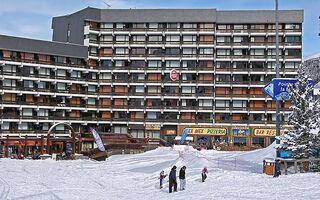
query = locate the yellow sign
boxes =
[253,129,284,137]
[145,124,161,130]
[186,128,227,135]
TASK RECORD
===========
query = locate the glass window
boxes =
[182,86,196,93]
[3,65,17,73]
[70,71,81,78]
[183,23,197,29]
[233,100,247,108]
[132,35,146,41]
[57,83,66,90]
[116,35,129,42]
[88,85,96,92]
[252,137,265,147]
[100,35,113,42]
[23,80,34,88]
[233,137,247,147]
[38,109,49,117]
[217,49,230,56]
[3,79,16,87]
[1,122,10,130]
[39,68,50,75]
[199,99,212,107]
[56,69,66,77]
[148,61,162,68]
[199,48,213,55]
[165,61,180,68]
[166,48,180,55]
[87,98,96,105]
[166,35,180,42]
[100,23,113,29]
[182,48,196,55]
[115,48,129,55]
[22,108,33,116]
[183,35,197,42]
[116,23,125,29]
[216,100,229,108]
[250,49,265,56]
[18,122,29,130]
[148,35,162,42]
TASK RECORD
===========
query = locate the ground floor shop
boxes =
[173,125,285,149]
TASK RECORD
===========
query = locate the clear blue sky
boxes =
[0,0,319,56]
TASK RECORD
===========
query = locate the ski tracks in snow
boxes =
[0,176,10,200]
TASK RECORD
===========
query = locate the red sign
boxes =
[170,69,178,81]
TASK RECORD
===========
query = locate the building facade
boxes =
[0,8,304,153]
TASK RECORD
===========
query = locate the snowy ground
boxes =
[1,144,320,200]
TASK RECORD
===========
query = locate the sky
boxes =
[0,0,319,56]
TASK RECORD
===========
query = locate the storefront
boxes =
[252,128,285,147]
[145,124,161,138]
[163,127,177,145]
[231,128,250,147]
[177,126,228,148]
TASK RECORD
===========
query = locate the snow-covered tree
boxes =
[277,64,319,159]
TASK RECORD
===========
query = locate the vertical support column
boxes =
[47,136,50,155]
[284,161,288,175]
[5,135,9,158]
[77,139,81,154]
[40,135,44,154]
[72,137,76,155]
[275,0,281,158]
[24,135,28,157]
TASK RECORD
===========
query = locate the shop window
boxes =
[252,137,265,147]
[131,129,144,138]
[233,137,247,147]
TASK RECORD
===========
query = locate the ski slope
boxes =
[1,144,320,200]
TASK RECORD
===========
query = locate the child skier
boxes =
[202,166,208,182]
[159,170,167,189]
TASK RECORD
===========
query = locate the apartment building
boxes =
[0,8,303,153]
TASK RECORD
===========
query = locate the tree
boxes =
[277,64,319,159]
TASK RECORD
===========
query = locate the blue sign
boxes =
[89,127,106,151]
[179,128,189,145]
[262,78,313,101]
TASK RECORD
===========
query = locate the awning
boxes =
[174,136,193,141]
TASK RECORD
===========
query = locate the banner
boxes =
[185,128,227,135]
[253,129,284,137]
[179,128,189,145]
[89,127,106,152]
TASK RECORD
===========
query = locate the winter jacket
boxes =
[169,168,176,181]
[179,168,185,179]
[274,162,280,172]
[202,168,208,176]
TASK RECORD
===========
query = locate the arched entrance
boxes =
[47,122,79,155]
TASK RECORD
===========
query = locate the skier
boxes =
[169,166,177,193]
[179,166,186,190]
[274,160,281,178]
[159,170,167,189]
[202,166,208,182]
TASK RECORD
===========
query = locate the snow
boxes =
[1,144,320,199]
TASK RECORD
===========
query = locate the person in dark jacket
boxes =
[179,166,186,190]
[274,160,281,178]
[169,166,177,193]
[202,166,208,182]
[159,170,167,189]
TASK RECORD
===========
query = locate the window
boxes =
[115,48,129,55]
[132,23,146,29]
[88,85,96,92]
[130,73,145,81]
[233,100,247,108]
[250,49,264,56]
[285,62,299,69]
[200,35,214,43]
[147,86,161,94]
[182,48,196,55]
[3,65,16,73]
[250,37,265,43]
[149,23,159,29]
[1,122,10,130]
[285,49,301,57]
[182,86,196,94]
[216,62,230,69]
[131,61,145,68]
[285,36,300,43]
[285,24,300,30]
[132,35,146,42]
[115,60,129,67]
[199,48,213,55]
[22,108,33,116]
[87,98,96,105]
[146,112,160,119]
[100,35,113,42]
[23,80,34,88]
[166,35,180,42]
[165,60,180,68]
[134,86,144,93]
[267,49,282,56]
[166,48,180,55]
[252,137,265,148]
[148,61,162,68]
[70,71,81,78]
[116,35,129,42]
[216,74,230,82]
[100,23,113,29]
[39,68,50,75]
[131,48,145,55]
[56,69,66,77]
[116,23,125,29]
[216,100,229,108]
[149,48,162,55]
[167,23,180,29]
[233,137,247,147]
[148,35,162,42]
[22,66,34,75]
[38,109,49,117]
[217,25,231,30]
[199,99,212,107]
[131,112,144,119]
[3,79,16,87]
[182,61,197,68]
[233,25,244,30]
[56,83,66,90]
[217,49,230,56]
[183,23,197,29]
[99,73,112,80]
[18,123,29,130]
[183,35,197,42]
[217,37,231,43]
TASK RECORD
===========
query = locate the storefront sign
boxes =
[253,129,284,137]
[232,129,249,136]
[145,124,161,130]
[170,69,178,81]
[165,130,176,135]
[185,128,227,135]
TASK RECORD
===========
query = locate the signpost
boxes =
[262,78,314,101]
[170,69,178,81]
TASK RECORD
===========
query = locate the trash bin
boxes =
[263,160,275,175]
